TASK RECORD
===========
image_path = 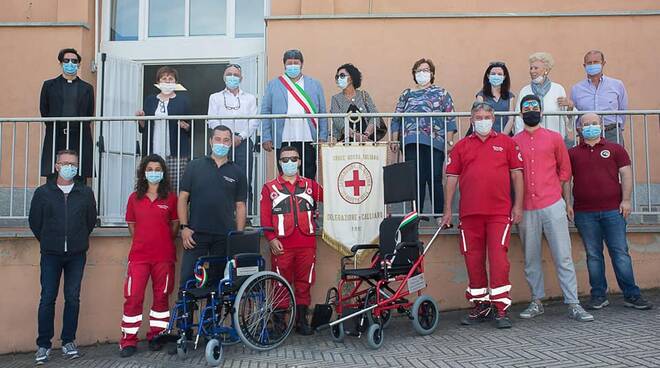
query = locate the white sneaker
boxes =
[568,304,594,322]
[519,301,544,319]
[35,347,51,365]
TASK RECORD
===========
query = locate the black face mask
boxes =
[522,111,541,126]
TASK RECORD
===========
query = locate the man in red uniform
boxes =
[260,145,323,335]
[440,102,524,329]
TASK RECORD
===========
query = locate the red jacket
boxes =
[260,176,323,244]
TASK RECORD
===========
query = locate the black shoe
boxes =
[295,305,314,335]
[586,296,610,310]
[148,339,163,351]
[120,346,137,358]
[495,312,513,329]
[461,303,493,325]
[624,296,653,310]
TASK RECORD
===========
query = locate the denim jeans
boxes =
[574,210,640,299]
[37,252,87,348]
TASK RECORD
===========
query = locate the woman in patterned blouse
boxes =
[390,58,457,215]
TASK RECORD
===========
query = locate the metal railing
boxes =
[0,111,658,227]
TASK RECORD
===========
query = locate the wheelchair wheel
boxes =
[176,336,187,359]
[411,295,439,336]
[205,338,224,366]
[233,271,296,351]
[366,323,384,349]
[330,321,345,342]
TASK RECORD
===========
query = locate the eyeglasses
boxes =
[521,100,540,109]
[223,93,241,110]
[415,68,431,73]
[159,100,167,113]
[335,73,348,80]
[280,157,299,163]
[62,58,79,64]
[489,61,506,67]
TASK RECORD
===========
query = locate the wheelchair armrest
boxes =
[394,241,422,252]
[196,255,228,265]
[350,243,379,253]
[229,227,275,236]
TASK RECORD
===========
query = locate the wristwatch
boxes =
[180,224,190,230]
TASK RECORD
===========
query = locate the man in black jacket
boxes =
[40,48,95,178]
[29,150,97,365]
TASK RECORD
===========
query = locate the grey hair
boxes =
[283,49,304,64]
[471,101,495,115]
[529,52,555,71]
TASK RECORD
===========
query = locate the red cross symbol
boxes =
[344,169,366,196]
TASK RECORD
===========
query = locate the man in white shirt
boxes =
[208,64,259,209]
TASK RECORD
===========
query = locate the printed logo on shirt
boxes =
[600,150,611,159]
[157,204,169,210]
[518,152,524,162]
[492,146,504,152]
[223,176,236,183]
[270,192,278,200]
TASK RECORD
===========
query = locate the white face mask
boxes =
[532,75,545,84]
[415,71,431,85]
[474,119,493,135]
[158,83,176,93]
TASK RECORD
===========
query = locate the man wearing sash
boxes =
[261,49,328,180]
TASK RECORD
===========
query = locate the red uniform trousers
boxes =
[120,261,175,348]
[459,215,512,312]
[271,247,316,307]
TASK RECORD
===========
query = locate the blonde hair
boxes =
[529,52,555,71]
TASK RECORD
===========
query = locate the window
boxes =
[236,0,265,38]
[189,0,227,36]
[110,0,138,41]
[148,0,185,37]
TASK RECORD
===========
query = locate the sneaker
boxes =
[61,342,80,359]
[494,311,513,329]
[119,345,137,358]
[519,301,544,319]
[586,296,610,310]
[35,347,51,365]
[623,296,653,310]
[461,303,493,325]
[568,304,594,322]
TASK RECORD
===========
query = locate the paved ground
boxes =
[2,290,659,368]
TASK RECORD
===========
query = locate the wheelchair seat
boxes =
[341,267,382,279]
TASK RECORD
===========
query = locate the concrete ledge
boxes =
[0,22,90,30]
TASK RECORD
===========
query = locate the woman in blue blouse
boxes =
[466,61,516,136]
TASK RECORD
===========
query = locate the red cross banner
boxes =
[321,144,387,255]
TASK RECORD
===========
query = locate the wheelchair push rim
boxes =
[233,271,296,351]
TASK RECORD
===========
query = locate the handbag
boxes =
[361,90,387,142]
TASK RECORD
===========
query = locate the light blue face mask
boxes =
[582,124,602,140]
[212,143,231,157]
[145,171,164,184]
[336,76,349,90]
[585,63,602,76]
[285,64,301,79]
[59,165,78,180]
[488,74,505,86]
[62,62,78,75]
[281,161,299,176]
[224,75,241,89]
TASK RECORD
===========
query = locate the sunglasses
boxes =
[62,58,79,64]
[227,63,242,70]
[522,100,540,109]
[335,73,348,79]
[280,157,299,163]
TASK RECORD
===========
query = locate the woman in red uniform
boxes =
[119,154,179,357]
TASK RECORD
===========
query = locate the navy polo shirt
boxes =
[180,156,247,235]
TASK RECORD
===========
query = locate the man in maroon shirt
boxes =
[440,102,524,329]
[260,146,323,335]
[568,113,651,310]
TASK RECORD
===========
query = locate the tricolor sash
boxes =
[278,75,318,128]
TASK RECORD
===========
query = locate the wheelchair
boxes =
[318,161,448,349]
[164,227,296,366]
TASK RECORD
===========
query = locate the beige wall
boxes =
[1,232,659,353]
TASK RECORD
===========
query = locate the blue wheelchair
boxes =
[164,227,296,366]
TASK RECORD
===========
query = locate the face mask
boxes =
[488,74,505,86]
[145,171,163,184]
[62,62,78,75]
[224,75,240,89]
[532,75,545,84]
[581,124,602,140]
[285,64,301,79]
[58,165,78,180]
[415,71,431,85]
[212,143,230,157]
[474,119,494,135]
[281,161,299,176]
[158,83,176,93]
[585,63,602,76]
[522,111,542,126]
[336,76,349,90]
